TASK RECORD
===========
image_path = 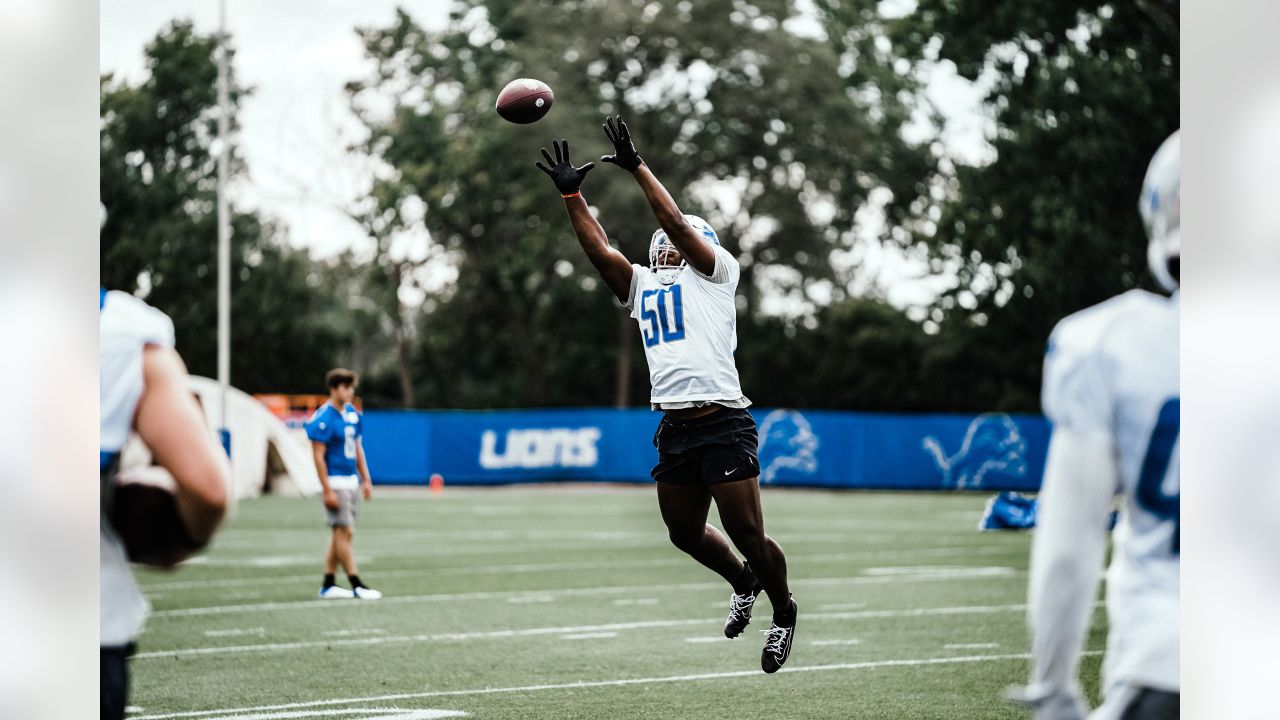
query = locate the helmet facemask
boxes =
[649,232,684,285]
[648,214,720,285]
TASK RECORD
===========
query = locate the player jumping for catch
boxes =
[535,116,796,673]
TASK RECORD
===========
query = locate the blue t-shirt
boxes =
[305,402,363,477]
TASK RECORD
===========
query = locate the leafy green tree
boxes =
[347,0,932,407]
[101,21,352,394]
[738,297,930,410]
[821,0,1179,410]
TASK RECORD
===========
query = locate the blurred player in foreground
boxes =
[100,288,230,720]
[535,116,796,673]
[1010,130,1181,719]
[306,369,380,599]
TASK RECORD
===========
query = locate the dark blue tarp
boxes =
[362,408,1049,491]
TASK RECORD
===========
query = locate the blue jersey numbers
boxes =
[640,285,686,347]
[1136,397,1180,552]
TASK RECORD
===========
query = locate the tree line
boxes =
[100,0,1177,412]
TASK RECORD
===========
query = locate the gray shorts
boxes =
[325,488,359,528]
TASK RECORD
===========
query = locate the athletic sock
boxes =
[347,574,364,589]
[730,563,759,596]
[772,597,797,624]
[322,573,336,589]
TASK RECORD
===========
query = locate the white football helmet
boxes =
[1139,130,1180,292]
[649,214,720,285]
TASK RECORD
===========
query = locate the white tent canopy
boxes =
[186,376,320,498]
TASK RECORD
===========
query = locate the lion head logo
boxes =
[922,413,1028,489]
[758,410,819,484]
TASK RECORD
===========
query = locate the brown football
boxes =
[496,78,554,124]
[109,465,199,568]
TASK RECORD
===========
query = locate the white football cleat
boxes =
[353,586,382,600]
[319,585,355,599]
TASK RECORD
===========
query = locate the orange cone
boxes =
[429,473,444,495]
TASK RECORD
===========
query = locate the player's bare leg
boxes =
[331,526,379,599]
[335,526,359,576]
[710,476,797,672]
[709,477,789,607]
[656,482,744,581]
[320,527,355,599]
[325,528,339,575]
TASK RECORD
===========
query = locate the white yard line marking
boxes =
[135,603,1044,659]
[505,595,554,604]
[135,619,710,659]
[150,572,1025,619]
[139,545,1014,593]
[818,603,867,611]
[684,637,732,644]
[183,540,664,569]
[864,565,997,575]
[322,629,386,637]
[771,518,1003,532]
[611,598,659,606]
[210,529,645,552]
[129,651,1103,720]
[945,643,1000,650]
[560,632,617,640]
[189,709,468,720]
[203,628,266,638]
[141,558,684,592]
[811,639,862,646]
[862,566,1016,578]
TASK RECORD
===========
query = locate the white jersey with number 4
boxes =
[1042,288,1180,693]
[624,245,746,406]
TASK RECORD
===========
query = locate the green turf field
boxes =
[127,486,1105,720]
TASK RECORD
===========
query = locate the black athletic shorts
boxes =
[651,406,760,485]
[101,644,134,720]
[1120,688,1179,720]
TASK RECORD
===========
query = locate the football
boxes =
[109,465,199,568]
[496,78,554,124]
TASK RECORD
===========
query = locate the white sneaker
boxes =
[319,585,355,599]
[353,586,382,600]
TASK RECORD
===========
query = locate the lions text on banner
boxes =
[360,409,1048,491]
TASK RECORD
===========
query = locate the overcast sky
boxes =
[100,0,992,312]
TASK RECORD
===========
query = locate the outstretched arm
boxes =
[600,116,716,276]
[1007,429,1114,719]
[536,138,633,301]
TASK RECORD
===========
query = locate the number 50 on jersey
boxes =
[640,286,686,347]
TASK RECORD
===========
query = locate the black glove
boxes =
[535,139,595,195]
[601,115,642,171]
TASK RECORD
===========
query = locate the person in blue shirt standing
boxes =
[305,368,381,599]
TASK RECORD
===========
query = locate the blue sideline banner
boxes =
[362,408,1049,491]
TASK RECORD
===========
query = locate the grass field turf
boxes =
[128,486,1106,719]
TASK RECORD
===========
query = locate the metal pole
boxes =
[216,0,232,456]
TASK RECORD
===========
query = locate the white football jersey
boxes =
[100,289,175,646]
[1042,289,1180,693]
[624,245,747,407]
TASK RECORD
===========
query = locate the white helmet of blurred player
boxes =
[1139,130,1180,292]
[649,214,720,285]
